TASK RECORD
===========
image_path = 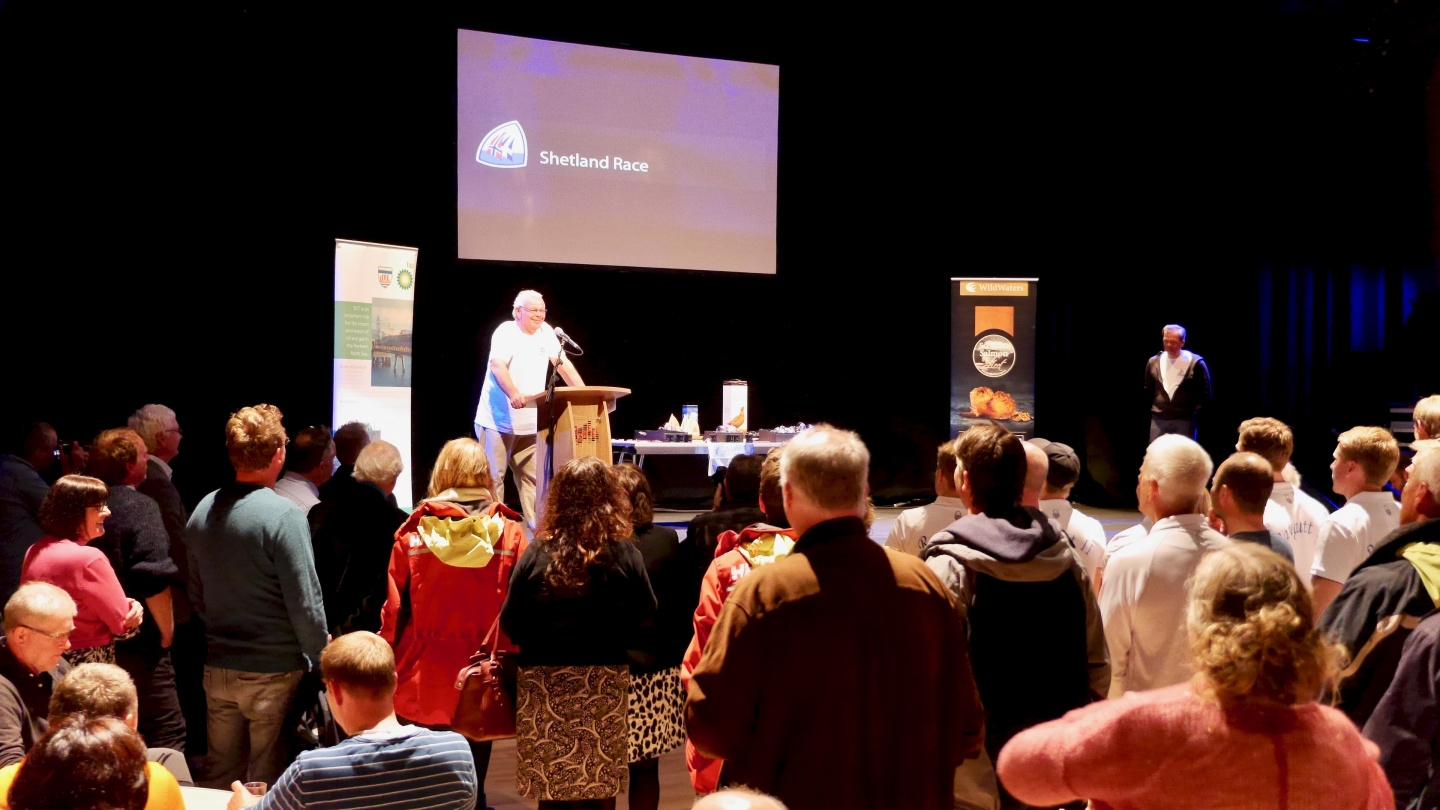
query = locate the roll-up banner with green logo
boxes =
[333,238,418,508]
[951,278,1038,439]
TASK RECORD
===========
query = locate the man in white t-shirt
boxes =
[1100,435,1231,697]
[1031,438,1106,584]
[1310,426,1401,614]
[1236,416,1331,585]
[885,439,967,557]
[474,290,584,528]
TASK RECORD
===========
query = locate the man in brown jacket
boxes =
[687,424,985,810]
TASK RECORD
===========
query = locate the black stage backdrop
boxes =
[3,4,1438,510]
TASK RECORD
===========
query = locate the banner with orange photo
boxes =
[951,278,1038,439]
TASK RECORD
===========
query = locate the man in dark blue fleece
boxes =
[922,426,1108,810]
[185,404,327,789]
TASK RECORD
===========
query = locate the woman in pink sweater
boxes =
[997,543,1393,810]
[21,476,142,666]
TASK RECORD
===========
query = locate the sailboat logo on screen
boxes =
[476,120,527,168]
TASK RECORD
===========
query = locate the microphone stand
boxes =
[544,345,569,484]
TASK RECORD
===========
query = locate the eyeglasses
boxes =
[20,625,72,642]
[522,307,547,315]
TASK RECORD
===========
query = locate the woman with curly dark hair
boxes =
[501,457,657,810]
[997,543,1392,809]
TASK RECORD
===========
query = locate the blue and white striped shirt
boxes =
[255,725,476,810]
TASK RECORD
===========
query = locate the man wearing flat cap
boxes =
[1032,439,1107,583]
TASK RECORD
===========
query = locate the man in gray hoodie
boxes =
[922,425,1109,810]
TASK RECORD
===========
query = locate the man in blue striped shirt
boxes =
[226,632,476,810]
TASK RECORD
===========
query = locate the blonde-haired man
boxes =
[1416,395,1440,441]
[1311,426,1401,614]
[226,632,475,810]
[885,439,966,557]
[186,404,327,789]
[1237,416,1332,584]
[689,425,983,810]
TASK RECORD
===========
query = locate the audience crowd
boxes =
[0,393,1436,809]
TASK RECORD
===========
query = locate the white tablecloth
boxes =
[180,785,234,810]
[613,440,785,475]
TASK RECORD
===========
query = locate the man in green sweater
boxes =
[186,404,327,789]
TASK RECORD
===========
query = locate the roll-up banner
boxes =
[333,239,418,508]
[951,278,1038,440]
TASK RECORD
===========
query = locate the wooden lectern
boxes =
[529,386,630,526]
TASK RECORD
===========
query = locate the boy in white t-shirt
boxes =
[886,439,967,557]
[1310,426,1401,614]
[1236,417,1332,585]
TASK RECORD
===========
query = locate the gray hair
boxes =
[779,424,869,512]
[1412,440,1440,510]
[513,289,544,310]
[1143,434,1213,514]
[4,582,77,633]
[127,404,177,453]
[1162,323,1188,341]
[353,440,403,487]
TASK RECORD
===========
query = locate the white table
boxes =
[180,785,235,810]
[613,440,786,475]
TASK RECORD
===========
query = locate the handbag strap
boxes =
[480,615,502,656]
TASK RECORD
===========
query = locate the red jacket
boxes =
[379,493,528,726]
[680,523,797,794]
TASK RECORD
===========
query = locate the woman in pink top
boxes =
[21,476,142,666]
[998,543,1393,810]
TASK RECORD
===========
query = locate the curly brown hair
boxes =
[226,403,287,472]
[537,458,632,595]
[1187,543,1341,706]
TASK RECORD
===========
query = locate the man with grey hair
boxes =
[693,789,789,810]
[473,289,585,527]
[688,424,983,810]
[1101,434,1230,697]
[1143,323,1212,441]
[0,582,75,765]
[128,405,189,603]
[308,441,407,633]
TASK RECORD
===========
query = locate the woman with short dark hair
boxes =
[501,458,657,810]
[6,716,153,810]
[23,476,141,665]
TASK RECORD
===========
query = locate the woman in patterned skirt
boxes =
[611,464,693,810]
[21,476,143,665]
[501,457,657,810]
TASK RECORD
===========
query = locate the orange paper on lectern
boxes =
[974,306,1014,337]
